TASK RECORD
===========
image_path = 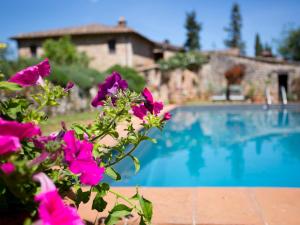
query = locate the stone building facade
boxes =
[140,53,300,104]
[11,18,182,71]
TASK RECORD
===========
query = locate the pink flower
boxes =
[163,112,172,121]
[33,173,84,225]
[91,72,128,107]
[9,59,51,87]
[0,162,15,175]
[0,118,41,155]
[142,88,163,115]
[0,135,21,155]
[63,130,105,186]
[0,118,41,140]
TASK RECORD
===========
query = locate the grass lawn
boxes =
[41,111,98,134]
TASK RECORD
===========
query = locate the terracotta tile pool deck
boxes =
[79,187,300,225]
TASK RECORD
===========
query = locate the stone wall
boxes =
[201,54,300,102]
[139,54,300,104]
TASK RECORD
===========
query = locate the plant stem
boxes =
[106,130,148,167]
[90,107,126,142]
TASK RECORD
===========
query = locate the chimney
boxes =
[118,16,127,27]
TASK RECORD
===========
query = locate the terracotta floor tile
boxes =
[141,188,195,225]
[254,188,300,225]
[196,188,264,225]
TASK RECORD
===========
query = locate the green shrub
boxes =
[43,36,90,67]
[159,51,207,71]
[105,64,146,92]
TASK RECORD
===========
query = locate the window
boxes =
[108,39,116,54]
[30,45,37,57]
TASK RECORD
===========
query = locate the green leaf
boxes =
[105,204,132,225]
[92,193,107,212]
[105,167,121,180]
[75,188,91,206]
[0,81,22,91]
[138,195,153,222]
[93,182,110,197]
[130,155,140,173]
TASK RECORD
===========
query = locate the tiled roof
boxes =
[11,23,184,51]
[11,23,136,39]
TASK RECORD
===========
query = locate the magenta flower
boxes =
[0,118,41,155]
[63,130,105,186]
[142,88,163,115]
[132,104,148,120]
[0,135,21,155]
[0,118,41,140]
[9,58,51,87]
[91,72,128,107]
[33,173,84,225]
[132,88,164,120]
[0,162,15,175]
[163,112,172,121]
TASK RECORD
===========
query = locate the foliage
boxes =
[105,65,146,92]
[184,11,202,50]
[225,64,246,85]
[159,51,207,71]
[0,60,170,224]
[278,27,300,61]
[0,58,104,91]
[51,64,105,91]
[254,33,263,57]
[43,36,90,67]
[224,3,245,54]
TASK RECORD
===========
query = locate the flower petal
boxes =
[0,135,21,155]
[0,162,15,175]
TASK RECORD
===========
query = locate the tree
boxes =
[278,27,300,61]
[254,33,263,57]
[184,11,201,50]
[224,3,245,54]
[43,36,90,67]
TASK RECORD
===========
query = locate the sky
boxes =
[1,0,300,57]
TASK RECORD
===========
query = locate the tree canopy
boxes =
[278,27,300,61]
[224,3,245,54]
[184,11,201,51]
[254,33,263,57]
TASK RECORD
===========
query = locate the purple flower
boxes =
[91,72,128,107]
[163,112,172,121]
[9,59,51,87]
[33,173,84,225]
[64,82,74,92]
[0,162,15,175]
[63,130,105,186]
[0,135,21,155]
[142,88,163,115]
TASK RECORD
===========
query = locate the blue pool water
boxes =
[107,106,300,187]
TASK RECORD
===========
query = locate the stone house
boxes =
[140,51,300,104]
[11,17,183,71]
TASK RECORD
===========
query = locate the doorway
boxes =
[278,73,288,101]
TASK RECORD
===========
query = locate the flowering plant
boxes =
[0,59,171,224]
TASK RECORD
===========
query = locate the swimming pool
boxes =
[108,105,300,187]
